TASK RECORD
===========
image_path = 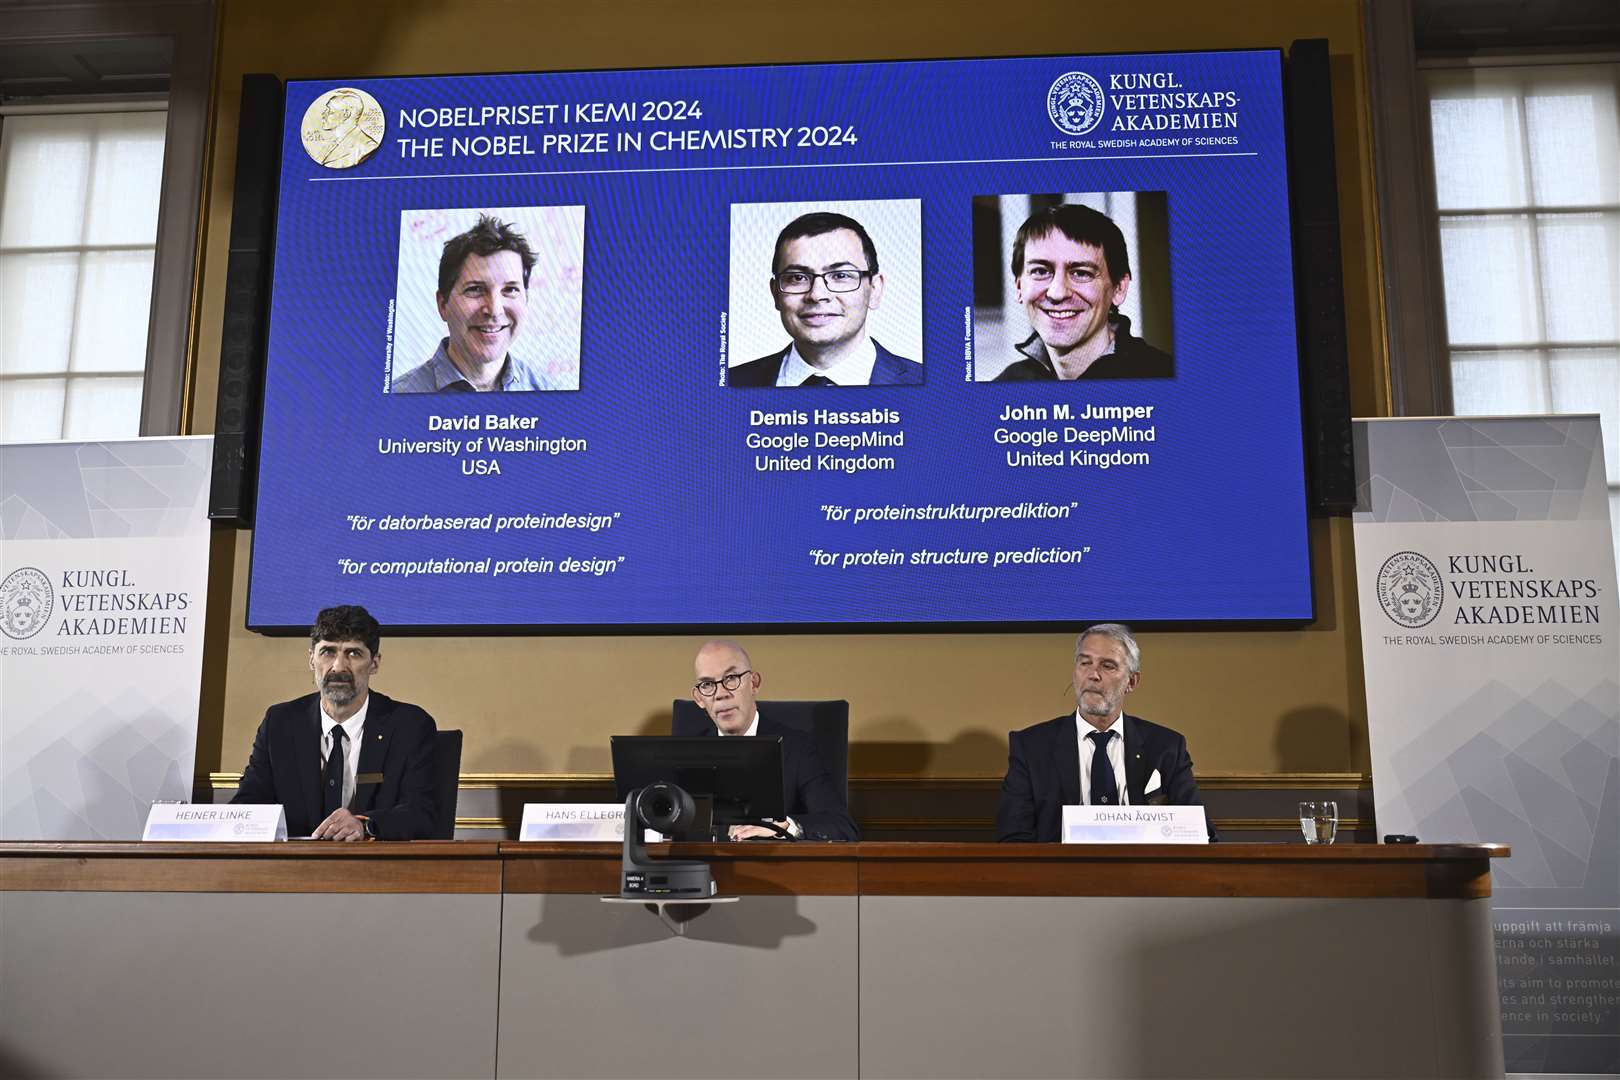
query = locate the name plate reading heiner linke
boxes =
[519,803,625,841]
[142,804,287,842]
[1062,804,1209,844]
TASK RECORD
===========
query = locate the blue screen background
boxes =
[248,50,1313,628]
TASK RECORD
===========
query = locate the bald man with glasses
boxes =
[688,639,859,841]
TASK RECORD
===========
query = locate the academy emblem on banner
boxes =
[1375,550,1444,628]
[0,566,53,640]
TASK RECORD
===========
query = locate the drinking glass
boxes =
[1299,801,1338,844]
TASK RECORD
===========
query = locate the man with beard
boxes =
[232,605,439,839]
[995,623,1214,841]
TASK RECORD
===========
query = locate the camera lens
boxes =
[635,781,695,832]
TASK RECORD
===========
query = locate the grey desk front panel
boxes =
[0,891,500,1080]
[498,893,859,1079]
[859,895,1504,1079]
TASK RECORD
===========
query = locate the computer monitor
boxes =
[610,735,785,838]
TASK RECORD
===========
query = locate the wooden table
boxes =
[1,841,1508,1079]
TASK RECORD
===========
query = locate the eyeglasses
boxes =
[694,670,753,696]
[773,269,873,294]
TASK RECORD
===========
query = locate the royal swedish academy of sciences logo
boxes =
[1047,71,1107,136]
[0,566,53,640]
[1376,551,1444,629]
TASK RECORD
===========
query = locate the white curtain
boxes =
[1429,62,1620,567]
[0,109,166,442]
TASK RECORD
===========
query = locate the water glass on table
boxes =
[1299,801,1338,844]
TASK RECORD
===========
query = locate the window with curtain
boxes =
[0,108,167,443]
[1426,62,1620,568]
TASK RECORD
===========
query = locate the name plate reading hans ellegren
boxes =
[142,804,287,842]
[519,803,626,841]
[1062,804,1209,844]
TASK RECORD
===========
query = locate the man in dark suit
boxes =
[729,211,922,388]
[689,639,859,841]
[232,605,438,840]
[996,623,1215,842]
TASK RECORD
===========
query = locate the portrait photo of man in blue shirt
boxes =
[392,213,572,393]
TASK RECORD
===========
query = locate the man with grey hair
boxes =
[995,623,1213,841]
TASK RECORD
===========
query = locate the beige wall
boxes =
[191,0,1384,781]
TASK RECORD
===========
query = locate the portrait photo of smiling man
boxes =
[972,194,1174,382]
[727,201,923,387]
[390,205,584,393]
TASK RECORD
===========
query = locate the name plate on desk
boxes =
[519,803,625,841]
[142,804,287,842]
[1062,805,1209,844]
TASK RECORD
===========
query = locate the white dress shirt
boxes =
[716,711,761,738]
[319,694,370,813]
[1076,711,1129,806]
[775,339,878,387]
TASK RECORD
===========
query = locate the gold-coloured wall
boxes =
[190,0,1384,782]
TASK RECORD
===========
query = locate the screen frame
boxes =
[244,46,1322,636]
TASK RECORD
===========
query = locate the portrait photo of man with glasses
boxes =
[727,202,923,387]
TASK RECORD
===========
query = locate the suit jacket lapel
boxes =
[1056,716,1081,807]
[1123,714,1152,803]
[354,693,389,811]
[294,698,323,828]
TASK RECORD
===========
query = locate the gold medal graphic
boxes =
[300,87,385,170]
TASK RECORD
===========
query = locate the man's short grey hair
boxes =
[1075,623,1141,674]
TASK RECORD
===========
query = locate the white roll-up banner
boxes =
[1,437,212,840]
[1354,416,1618,1075]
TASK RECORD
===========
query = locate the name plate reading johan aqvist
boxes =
[1062,805,1209,844]
[518,803,625,841]
[142,804,287,842]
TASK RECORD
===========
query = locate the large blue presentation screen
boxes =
[248,49,1313,630]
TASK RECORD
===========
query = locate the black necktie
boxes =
[1087,729,1118,805]
[801,374,836,386]
[323,726,347,818]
